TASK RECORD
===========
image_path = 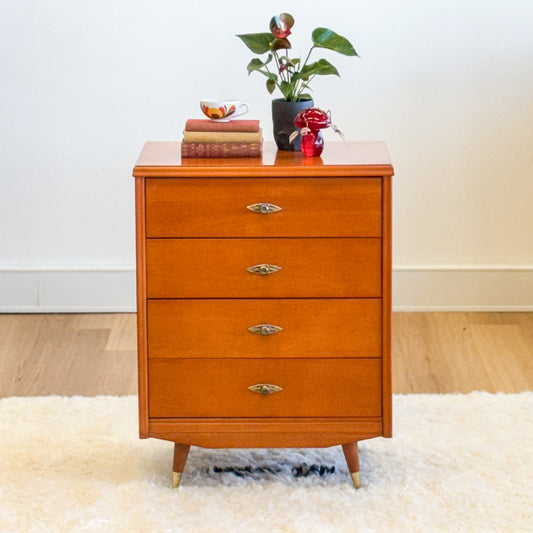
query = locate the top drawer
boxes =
[145,177,382,238]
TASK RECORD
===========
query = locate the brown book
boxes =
[185,119,260,133]
[181,142,262,158]
[183,129,262,143]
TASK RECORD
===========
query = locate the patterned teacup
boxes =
[200,98,249,121]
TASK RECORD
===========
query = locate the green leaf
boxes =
[247,58,265,74]
[291,71,302,82]
[247,55,273,74]
[266,78,276,94]
[300,59,340,79]
[280,81,292,99]
[253,71,278,83]
[236,33,275,54]
[311,28,358,56]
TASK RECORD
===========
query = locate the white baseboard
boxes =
[393,265,533,311]
[0,268,136,313]
[0,266,532,313]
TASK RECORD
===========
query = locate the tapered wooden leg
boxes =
[342,442,361,489]
[172,443,190,488]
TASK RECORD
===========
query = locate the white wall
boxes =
[1,0,532,311]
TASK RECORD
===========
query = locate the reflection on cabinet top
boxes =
[133,141,394,178]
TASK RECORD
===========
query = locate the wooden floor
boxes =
[0,312,531,397]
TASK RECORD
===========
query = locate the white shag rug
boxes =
[0,393,532,533]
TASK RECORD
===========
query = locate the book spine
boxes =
[181,142,263,158]
[183,130,262,143]
[185,119,260,133]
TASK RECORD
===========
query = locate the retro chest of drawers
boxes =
[133,141,393,488]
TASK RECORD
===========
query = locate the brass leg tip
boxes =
[172,472,182,488]
[350,472,361,489]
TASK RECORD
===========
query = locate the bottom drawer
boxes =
[148,358,382,418]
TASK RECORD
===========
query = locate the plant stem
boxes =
[272,51,284,83]
[293,45,316,100]
[301,45,316,72]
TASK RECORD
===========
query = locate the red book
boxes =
[185,119,260,133]
[181,142,262,158]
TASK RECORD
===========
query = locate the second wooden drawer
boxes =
[146,238,381,298]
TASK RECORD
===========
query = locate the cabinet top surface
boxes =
[133,141,393,178]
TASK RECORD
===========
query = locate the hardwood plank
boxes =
[392,312,533,393]
[0,313,137,397]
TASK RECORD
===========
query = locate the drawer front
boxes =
[148,299,381,358]
[146,238,381,298]
[145,178,382,238]
[148,358,382,418]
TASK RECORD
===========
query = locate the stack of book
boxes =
[181,119,262,158]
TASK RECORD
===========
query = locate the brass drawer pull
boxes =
[248,324,283,336]
[247,263,282,276]
[248,383,283,395]
[247,202,282,214]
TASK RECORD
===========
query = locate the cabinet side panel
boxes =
[382,176,393,437]
[135,177,149,438]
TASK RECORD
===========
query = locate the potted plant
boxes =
[237,13,358,150]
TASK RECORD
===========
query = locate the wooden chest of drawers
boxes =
[133,141,393,489]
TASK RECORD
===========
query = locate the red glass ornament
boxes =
[293,108,330,157]
[301,129,324,157]
[293,108,330,130]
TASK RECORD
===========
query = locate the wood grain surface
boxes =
[133,141,394,178]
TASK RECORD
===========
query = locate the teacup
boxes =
[200,98,249,121]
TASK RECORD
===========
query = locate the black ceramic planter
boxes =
[272,98,314,151]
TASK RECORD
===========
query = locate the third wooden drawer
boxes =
[147,298,382,359]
